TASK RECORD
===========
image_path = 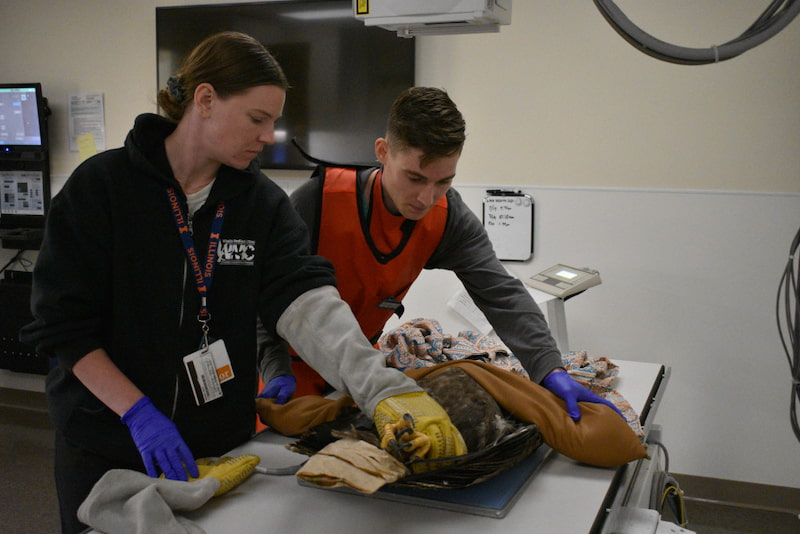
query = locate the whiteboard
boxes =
[481,190,534,261]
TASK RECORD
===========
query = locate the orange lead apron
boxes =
[294,166,448,396]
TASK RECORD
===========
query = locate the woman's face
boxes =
[201,84,286,169]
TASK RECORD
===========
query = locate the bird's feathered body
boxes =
[417,367,514,451]
[289,366,545,490]
[290,367,515,457]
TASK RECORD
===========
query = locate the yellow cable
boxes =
[660,484,687,527]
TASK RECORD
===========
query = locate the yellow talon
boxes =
[373,392,467,473]
[380,414,432,462]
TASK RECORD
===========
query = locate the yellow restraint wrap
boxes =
[374,391,467,473]
[190,455,261,497]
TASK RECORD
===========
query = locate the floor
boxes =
[0,387,59,534]
[1,386,798,534]
[684,502,799,534]
[674,473,800,534]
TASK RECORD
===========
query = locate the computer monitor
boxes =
[0,83,50,234]
[0,83,49,157]
[1,169,48,223]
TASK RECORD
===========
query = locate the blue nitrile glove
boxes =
[257,375,296,405]
[121,396,199,481]
[542,370,624,422]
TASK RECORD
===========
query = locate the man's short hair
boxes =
[385,87,466,166]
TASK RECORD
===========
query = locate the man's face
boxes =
[375,138,460,221]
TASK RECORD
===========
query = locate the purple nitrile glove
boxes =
[121,396,199,481]
[542,370,624,422]
[257,375,296,405]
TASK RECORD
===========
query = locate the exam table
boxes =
[182,359,669,533]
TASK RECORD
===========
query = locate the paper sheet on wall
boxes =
[69,93,106,152]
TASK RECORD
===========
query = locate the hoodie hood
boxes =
[124,113,262,202]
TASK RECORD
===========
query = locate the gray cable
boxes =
[593,0,800,65]
[254,463,305,476]
[777,226,800,443]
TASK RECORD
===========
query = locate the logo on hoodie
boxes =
[217,239,255,266]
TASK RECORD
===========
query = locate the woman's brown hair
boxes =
[157,31,289,121]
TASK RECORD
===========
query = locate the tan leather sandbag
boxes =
[257,360,647,467]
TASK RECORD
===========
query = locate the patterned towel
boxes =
[379,318,644,439]
[379,318,529,377]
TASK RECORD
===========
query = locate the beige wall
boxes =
[415,1,800,192]
[1,0,798,192]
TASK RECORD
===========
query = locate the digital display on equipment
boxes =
[1,171,45,216]
[555,269,578,280]
[0,83,49,236]
[0,87,43,146]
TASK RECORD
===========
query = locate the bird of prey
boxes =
[416,366,515,452]
[290,367,516,461]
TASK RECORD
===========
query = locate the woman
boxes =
[22,32,461,534]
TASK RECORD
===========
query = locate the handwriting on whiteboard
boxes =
[482,193,534,261]
[484,199,522,227]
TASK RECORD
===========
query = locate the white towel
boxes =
[78,469,219,534]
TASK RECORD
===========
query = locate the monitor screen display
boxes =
[1,170,46,217]
[0,82,49,233]
[0,83,47,155]
[156,0,415,169]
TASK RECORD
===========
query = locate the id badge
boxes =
[183,339,234,406]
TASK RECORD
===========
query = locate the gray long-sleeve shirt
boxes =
[259,168,563,388]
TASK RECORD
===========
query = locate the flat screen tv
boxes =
[156,0,416,170]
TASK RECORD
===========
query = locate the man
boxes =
[259,87,618,422]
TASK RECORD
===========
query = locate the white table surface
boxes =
[184,359,667,534]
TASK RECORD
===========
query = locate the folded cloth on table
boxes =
[257,360,647,468]
[563,351,645,438]
[379,318,529,377]
[296,438,409,494]
[78,469,219,534]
